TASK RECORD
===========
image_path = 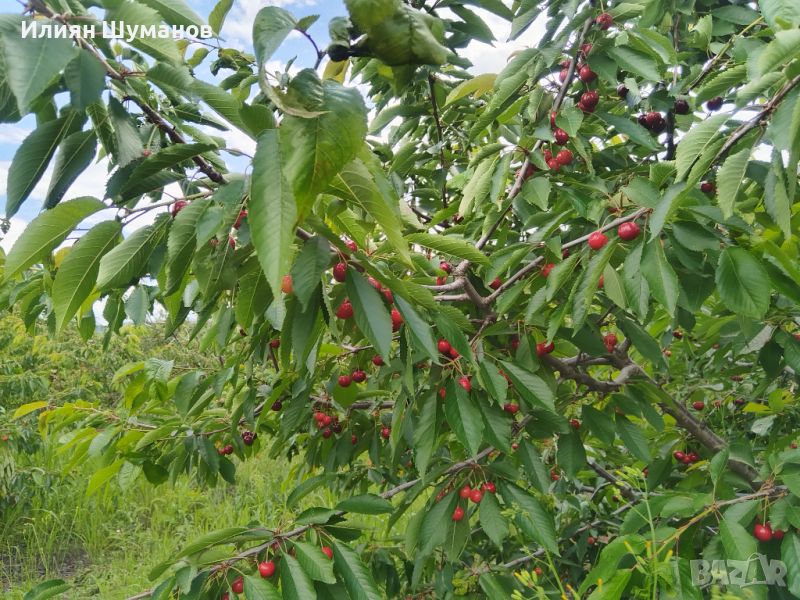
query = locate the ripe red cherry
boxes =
[569,418,581,430]
[170,200,188,217]
[617,84,629,98]
[580,43,592,56]
[458,376,472,392]
[336,300,353,319]
[452,506,465,521]
[333,262,347,282]
[233,209,247,229]
[587,535,597,545]
[231,577,244,594]
[436,276,447,286]
[773,528,785,540]
[706,96,723,111]
[550,110,558,128]
[556,149,573,166]
[438,387,446,399]
[440,261,452,274]
[281,275,293,294]
[617,221,640,241]
[504,403,519,414]
[391,308,403,332]
[644,111,663,128]
[269,339,280,349]
[547,158,560,171]
[753,523,773,542]
[322,415,333,427]
[227,236,236,249]
[534,566,543,577]
[372,355,384,366]
[222,593,229,600]
[580,90,599,109]
[541,263,555,278]
[314,412,326,423]
[559,68,569,83]
[489,277,502,290]
[459,484,472,499]
[367,276,381,291]
[259,560,276,578]
[587,231,608,250]
[380,426,391,439]
[700,181,715,194]
[673,451,686,461]
[382,288,393,304]
[321,546,334,560]
[604,333,618,351]
[536,342,555,357]
[550,470,560,481]
[510,337,520,350]
[692,401,705,410]
[351,434,358,445]
[578,64,596,82]
[543,148,553,162]
[344,239,358,252]
[553,128,569,145]
[352,370,366,383]
[674,98,690,115]
[484,482,496,494]
[469,488,483,504]
[595,12,613,29]
[338,375,352,388]
[271,400,282,411]
[438,339,452,354]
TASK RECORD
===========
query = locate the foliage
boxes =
[1,0,800,598]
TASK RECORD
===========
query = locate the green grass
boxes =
[1,444,336,599]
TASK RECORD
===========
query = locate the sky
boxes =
[0,0,545,249]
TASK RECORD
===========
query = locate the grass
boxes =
[1,443,337,599]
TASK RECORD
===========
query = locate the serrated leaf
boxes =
[755,30,800,78]
[445,385,484,456]
[53,221,121,332]
[280,553,317,600]
[641,239,679,316]
[243,574,281,600]
[616,414,651,462]
[498,361,554,409]
[292,541,336,584]
[445,73,497,105]
[5,197,105,280]
[44,130,98,210]
[716,147,751,218]
[345,269,393,359]
[336,494,393,514]
[479,492,507,548]
[209,0,233,34]
[675,113,729,180]
[597,112,662,152]
[715,248,770,318]
[166,199,210,295]
[499,482,558,554]
[97,215,169,291]
[405,232,489,265]
[331,541,381,600]
[121,143,216,199]
[139,0,205,28]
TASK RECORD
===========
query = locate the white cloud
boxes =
[0,125,33,145]
[0,217,27,251]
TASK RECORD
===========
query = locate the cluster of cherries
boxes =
[753,522,785,543]
[437,338,460,361]
[313,410,343,438]
[221,547,333,598]
[672,450,700,465]
[338,369,367,387]
[452,482,498,520]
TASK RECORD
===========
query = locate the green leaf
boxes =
[345,269,393,360]
[292,541,336,584]
[177,527,250,558]
[419,493,456,557]
[572,241,616,329]
[139,0,205,28]
[405,232,489,265]
[557,431,586,478]
[498,361,554,409]
[191,80,249,133]
[209,0,234,34]
[97,214,169,291]
[782,533,800,597]
[413,393,438,477]
[445,385,484,456]
[64,50,107,112]
[616,414,651,462]
[5,111,83,217]
[166,199,210,295]
[53,221,121,333]
[586,570,632,600]
[243,574,281,600]
[253,6,297,67]
[695,64,747,104]
[765,153,792,239]
[434,312,473,362]
[478,573,512,599]
[250,130,298,298]
[291,236,331,311]
[44,130,98,210]
[499,482,558,554]
[12,401,49,420]
[280,74,368,212]
[86,460,123,496]
[280,553,318,600]
[755,30,800,78]
[607,46,661,80]
[597,112,662,152]
[336,494,393,514]
[0,18,78,114]
[760,0,800,29]
[23,579,71,600]
[108,97,145,168]
[445,73,497,105]
[5,197,105,280]
[121,143,216,199]
[105,1,181,64]
[675,113,729,181]
[720,518,757,561]
[641,239,679,316]
[716,147,751,218]
[331,540,382,600]
[715,248,771,318]
[518,439,551,493]
[479,492,508,547]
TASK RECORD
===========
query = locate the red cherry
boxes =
[580,43,593,56]
[438,339,452,354]
[484,482,496,494]
[222,593,229,600]
[336,300,354,319]
[580,90,599,109]
[617,221,640,241]
[391,308,403,332]
[553,128,569,145]
[382,288,393,304]
[706,96,723,111]
[458,376,472,392]
[550,110,558,128]
[367,276,382,291]
[436,276,447,285]
[227,236,236,249]
[598,275,604,288]
[587,231,608,250]
[773,528,785,540]
[440,261,452,274]
[644,111,663,128]
[692,401,705,410]
[281,275,293,294]
[542,149,553,162]
[792,442,798,449]
[674,98,690,115]
[550,470,560,481]
[259,560,276,578]
[452,506,465,521]
[700,181,715,194]
[595,12,613,29]
[231,577,244,594]
[338,375,352,387]
[372,355,384,366]
[688,452,700,463]
[673,451,686,461]
[352,370,366,383]
[322,415,333,426]
[351,434,358,445]
[321,546,334,559]
[578,65,596,82]
[587,536,597,546]
[438,388,446,399]
[171,200,188,217]
[603,333,618,351]
[534,566,543,577]
[333,262,347,282]
[489,277,502,290]
[753,523,773,542]
[510,337,520,350]
[617,84,629,98]
[469,488,483,504]
[547,158,560,171]
[559,68,569,83]
[380,426,391,439]
[233,209,247,229]
[555,149,573,166]
[541,263,555,278]
[504,403,519,414]
[142,149,152,158]
[269,339,280,349]
[569,418,581,430]
[344,240,357,252]
[314,411,326,422]
[459,484,472,499]
[536,342,555,357]
[511,442,519,450]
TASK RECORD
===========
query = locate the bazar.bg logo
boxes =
[689,556,787,587]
